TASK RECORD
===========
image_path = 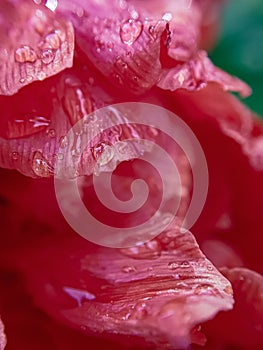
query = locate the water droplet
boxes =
[19,78,25,83]
[57,153,64,160]
[97,145,115,167]
[54,29,66,42]
[15,45,37,63]
[40,48,55,64]
[46,128,56,138]
[75,6,84,18]
[92,142,111,160]
[107,42,114,51]
[26,75,33,82]
[32,151,53,177]
[120,19,143,45]
[122,266,137,273]
[194,284,214,295]
[114,73,122,84]
[59,136,68,148]
[207,264,213,271]
[223,285,233,295]
[121,239,161,260]
[168,261,179,270]
[180,261,190,268]
[162,12,173,22]
[149,25,155,36]
[130,303,148,320]
[44,32,61,50]
[45,0,58,12]
[37,71,46,81]
[71,148,80,157]
[11,151,19,160]
[94,39,105,53]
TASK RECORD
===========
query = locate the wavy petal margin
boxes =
[11,225,234,349]
[56,0,250,96]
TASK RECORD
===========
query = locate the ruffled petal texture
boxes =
[3,223,233,349]
[56,0,250,96]
[0,0,74,95]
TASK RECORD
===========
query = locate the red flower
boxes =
[0,1,263,349]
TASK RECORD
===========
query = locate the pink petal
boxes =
[203,267,263,348]
[158,51,251,97]
[0,318,6,350]
[0,0,74,96]
[5,223,234,349]
[56,0,249,96]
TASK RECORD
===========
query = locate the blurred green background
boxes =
[210,0,263,116]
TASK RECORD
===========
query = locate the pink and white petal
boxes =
[0,0,74,96]
[158,51,251,97]
[56,0,226,94]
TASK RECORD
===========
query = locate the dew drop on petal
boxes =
[44,32,61,50]
[107,42,114,51]
[162,12,173,22]
[40,48,55,64]
[92,142,111,160]
[37,71,47,81]
[168,261,179,270]
[180,261,190,268]
[122,266,137,273]
[11,151,19,160]
[120,19,143,45]
[97,145,115,167]
[46,128,56,138]
[59,136,69,148]
[130,303,148,320]
[14,45,37,63]
[32,151,53,177]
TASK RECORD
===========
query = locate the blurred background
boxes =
[210,0,263,116]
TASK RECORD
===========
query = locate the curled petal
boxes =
[0,0,74,95]
[158,51,251,97]
[57,0,249,96]
[10,225,234,349]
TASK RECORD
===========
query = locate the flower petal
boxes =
[5,223,234,349]
[56,0,249,96]
[0,0,74,96]
[0,317,6,350]
[203,267,263,348]
[158,51,251,97]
